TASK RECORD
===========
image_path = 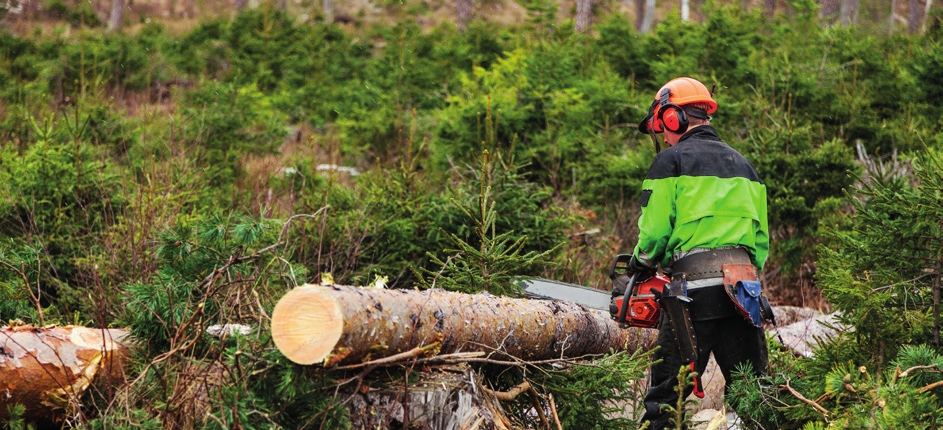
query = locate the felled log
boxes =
[272,284,654,366]
[0,325,129,422]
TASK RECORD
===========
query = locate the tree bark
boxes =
[635,0,645,31]
[839,0,857,27]
[456,0,474,31]
[271,285,652,366]
[764,0,775,19]
[322,0,333,23]
[681,0,689,22]
[108,0,124,30]
[576,0,592,32]
[640,0,655,33]
[821,0,839,26]
[0,326,129,423]
[890,0,898,35]
[181,0,194,17]
[909,0,923,33]
[924,0,935,33]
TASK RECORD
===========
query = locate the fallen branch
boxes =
[527,385,551,429]
[919,380,943,393]
[482,380,531,401]
[158,241,285,365]
[333,343,441,370]
[278,209,330,248]
[549,393,563,430]
[782,379,829,418]
[414,351,486,364]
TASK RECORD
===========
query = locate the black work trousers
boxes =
[640,313,768,430]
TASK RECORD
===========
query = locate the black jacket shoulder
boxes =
[645,126,761,183]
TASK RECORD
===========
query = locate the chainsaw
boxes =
[518,254,701,396]
[517,254,669,329]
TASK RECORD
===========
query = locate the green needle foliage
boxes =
[730,147,943,429]
[4,3,943,427]
[662,365,699,430]
[817,147,943,365]
[414,148,561,295]
[493,348,653,430]
[729,345,943,429]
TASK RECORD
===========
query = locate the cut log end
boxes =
[272,286,344,365]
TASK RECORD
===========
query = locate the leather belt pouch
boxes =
[722,264,775,327]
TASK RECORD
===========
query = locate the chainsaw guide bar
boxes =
[516,278,611,311]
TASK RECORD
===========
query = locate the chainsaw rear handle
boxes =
[616,272,639,328]
[608,254,635,280]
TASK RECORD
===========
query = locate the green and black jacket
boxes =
[632,126,769,270]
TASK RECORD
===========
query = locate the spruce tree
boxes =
[817,146,943,365]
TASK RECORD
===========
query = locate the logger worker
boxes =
[611,77,770,430]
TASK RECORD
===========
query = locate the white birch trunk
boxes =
[641,0,655,33]
[107,0,124,30]
[681,0,689,22]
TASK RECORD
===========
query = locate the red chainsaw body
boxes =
[615,274,669,328]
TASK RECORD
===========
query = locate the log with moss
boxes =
[0,325,129,422]
[272,284,656,366]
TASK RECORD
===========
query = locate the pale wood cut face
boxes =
[271,286,343,365]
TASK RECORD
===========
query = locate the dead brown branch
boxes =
[527,385,550,429]
[919,380,943,393]
[334,342,441,371]
[549,393,563,430]
[782,379,829,418]
[899,364,943,378]
[481,380,531,401]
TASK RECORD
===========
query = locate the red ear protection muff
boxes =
[656,88,689,133]
[638,79,716,153]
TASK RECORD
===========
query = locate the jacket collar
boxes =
[678,125,721,144]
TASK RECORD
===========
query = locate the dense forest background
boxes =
[1,0,942,428]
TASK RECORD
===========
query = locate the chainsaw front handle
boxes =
[617,272,639,328]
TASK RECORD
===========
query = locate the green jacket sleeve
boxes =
[633,176,677,268]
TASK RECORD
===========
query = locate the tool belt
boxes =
[666,248,774,325]
[667,247,752,281]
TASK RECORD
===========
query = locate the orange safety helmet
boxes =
[638,77,717,135]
